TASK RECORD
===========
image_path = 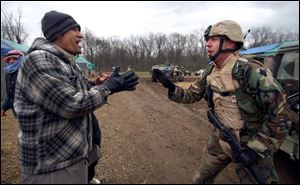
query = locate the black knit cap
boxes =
[41,10,81,41]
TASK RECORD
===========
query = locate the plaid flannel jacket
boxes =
[14,37,110,174]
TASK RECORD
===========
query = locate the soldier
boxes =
[152,20,297,184]
[174,65,179,76]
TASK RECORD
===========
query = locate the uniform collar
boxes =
[213,54,236,69]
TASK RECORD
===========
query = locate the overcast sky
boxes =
[2,1,299,46]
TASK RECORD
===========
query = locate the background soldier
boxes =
[153,20,297,184]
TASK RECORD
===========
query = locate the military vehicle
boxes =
[183,69,192,76]
[150,64,184,82]
[180,66,192,76]
[172,66,185,82]
[194,69,206,76]
[272,42,299,160]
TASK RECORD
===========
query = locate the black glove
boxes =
[103,70,139,94]
[152,69,176,92]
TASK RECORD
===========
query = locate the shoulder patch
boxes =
[232,59,249,80]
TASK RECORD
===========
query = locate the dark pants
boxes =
[88,160,98,181]
[21,159,89,184]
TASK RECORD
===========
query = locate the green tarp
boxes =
[1,38,95,70]
[1,38,30,56]
[75,56,96,70]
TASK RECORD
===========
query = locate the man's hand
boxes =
[1,110,7,117]
[94,72,109,85]
[103,70,139,94]
[152,69,176,92]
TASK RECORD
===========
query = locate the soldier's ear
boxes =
[224,39,236,49]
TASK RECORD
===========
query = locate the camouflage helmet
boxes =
[204,20,244,49]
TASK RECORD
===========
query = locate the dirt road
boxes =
[1,77,298,184]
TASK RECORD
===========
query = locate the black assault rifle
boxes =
[207,109,267,184]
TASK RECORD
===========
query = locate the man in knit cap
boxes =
[14,10,139,184]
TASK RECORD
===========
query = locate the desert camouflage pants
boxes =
[192,131,279,184]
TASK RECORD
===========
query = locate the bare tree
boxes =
[246,26,275,48]
[127,36,138,63]
[245,26,299,48]
[166,33,187,65]
[153,32,167,64]
[82,28,96,60]
[274,28,299,43]
[1,7,28,44]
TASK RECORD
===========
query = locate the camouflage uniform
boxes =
[168,20,297,184]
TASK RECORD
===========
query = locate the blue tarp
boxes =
[239,43,280,55]
[240,41,299,57]
[264,40,299,54]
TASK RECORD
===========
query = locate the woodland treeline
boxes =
[2,7,299,72]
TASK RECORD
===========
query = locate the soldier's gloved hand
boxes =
[152,69,176,92]
[103,70,139,94]
[234,146,259,165]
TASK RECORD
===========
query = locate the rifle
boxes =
[207,109,267,184]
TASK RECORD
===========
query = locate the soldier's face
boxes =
[206,36,221,58]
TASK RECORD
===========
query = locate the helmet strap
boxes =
[209,37,225,61]
[209,36,239,61]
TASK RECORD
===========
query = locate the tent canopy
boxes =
[265,40,299,54]
[239,43,279,55]
[1,38,30,56]
[1,38,95,70]
[240,40,299,57]
[1,40,11,56]
[75,56,95,70]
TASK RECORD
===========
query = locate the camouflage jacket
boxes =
[169,55,297,154]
